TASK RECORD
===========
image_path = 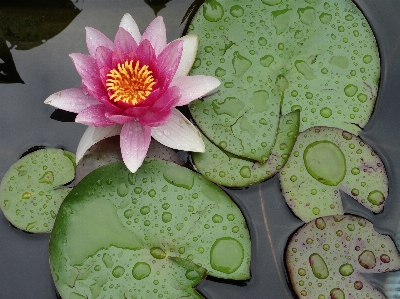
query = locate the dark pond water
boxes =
[1,0,400,298]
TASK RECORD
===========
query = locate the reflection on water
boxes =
[0,0,80,50]
[0,33,23,83]
[144,0,172,15]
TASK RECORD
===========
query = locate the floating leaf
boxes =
[76,137,184,183]
[0,149,75,233]
[286,215,400,299]
[193,110,299,187]
[50,160,251,298]
[280,127,387,222]
[188,0,379,161]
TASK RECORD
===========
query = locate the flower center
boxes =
[106,60,156,106]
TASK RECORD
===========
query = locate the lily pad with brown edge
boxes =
[286,215,400,299]
[192,110,299,187]
[279,127,388,222]
[49,160,251,298]
[187,0,379,162]
[0,148,75,233]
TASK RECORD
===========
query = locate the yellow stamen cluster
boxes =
[106,60,156,106]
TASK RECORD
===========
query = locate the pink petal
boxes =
[135,89,160,108]
[76,105,115,127]
[138,107,172,127]
[124,106,151,117]
[120,121,151,173]
[135,40,157,70]
[150,86,180,112]
[156,40,183,90]
[111,50,129,69]
[174,34,199,78]
[70,53,107,100]
[95,46,113,69]
[141,16,167,56]
[97,96,124,113]
[76,125,122,163]
[119,13,141,43]
[44,88,100,113]
[85,27,114,58]
[151,108,205,152]
[171,75,220,106]
[114,27,138,54]
[106,113,136,124]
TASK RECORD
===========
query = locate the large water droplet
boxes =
[112,266,125,278]
[203,0,224,22]
[39,171,54,184]
[260,55,274,67]
[330,288,345,299]
[210,237,244,274]
[163,167,194,190]
[232,51,252,77]
[162,212,172,223]
[297,7,316,25]
[239,166,251,178]
[230,5,244,17]
[132,262,151,280]
[339,263,354,276]
[117,183,129,197]
[303,141,346,186]
[309,253,329,279]
[367,190,384,206]
[358,250,376,269]
[344,84,358,97]
[150,247,166,259]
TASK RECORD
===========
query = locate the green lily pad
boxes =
[192,110,299,187]
[188,0,379,161]
[280,127,387,222]
[0,149,75,233]
[49,160,251,298]
[286,215,400,299]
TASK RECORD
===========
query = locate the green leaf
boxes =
[286,215,400,299]
[280,127,387,222]
[50,160,251,298]
[193,110,299,187]
[0,149,75,233]
[188,0,379,161]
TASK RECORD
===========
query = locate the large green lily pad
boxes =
[188,0,379,162]
[192,110,299,187]
[286,215,400,299]
[49,160,251,298]
[280,127,387,222]
[0,149,75,233]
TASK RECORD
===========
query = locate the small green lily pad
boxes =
[192,110,299,187]
[0,149,75,233]
[280,127,388,222]
[286,215,400,299]
[188,0,379,161]
[50,160,251,298]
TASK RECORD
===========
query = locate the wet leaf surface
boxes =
[187,0,379,162]
[0,149,75,233]
[50,160,251,298]
[192,110,299,187]
[286,215,400,299]
[280,127,388,222]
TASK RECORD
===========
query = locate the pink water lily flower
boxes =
[45,14,220,172]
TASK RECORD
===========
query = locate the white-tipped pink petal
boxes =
[114,27,138,54]
[120,121,152,173]
[76,124,122,163]
[151,108,205,152]
[119,13,141,43]
[141,16,167,56]
[44,88,100,113]
[75,105,115,127]
[171,75,220,106]
[173,34,199,78]
[85,27,114,57]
